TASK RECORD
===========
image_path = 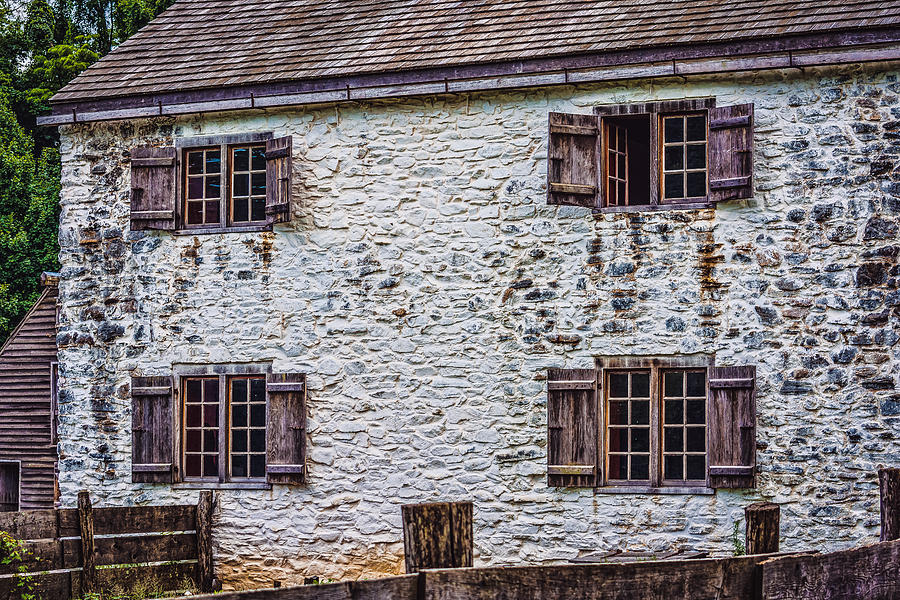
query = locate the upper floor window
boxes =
[547,99,753,212]
[130,133,293,234]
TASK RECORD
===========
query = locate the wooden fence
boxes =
[0,491,213,600]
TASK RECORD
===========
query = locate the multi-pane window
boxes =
[604,367,708,487]
[182,375,267,482]
[605,123,629,207]
[661,115,708,201]
[181,141,268,229]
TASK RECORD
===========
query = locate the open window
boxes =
[547,99,753,212]
[0,462,19,512]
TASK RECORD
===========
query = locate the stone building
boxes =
[39,1,900,590]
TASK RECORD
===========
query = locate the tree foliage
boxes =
[0,0,173,343]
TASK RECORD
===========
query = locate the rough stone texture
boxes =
[56,63,900,590]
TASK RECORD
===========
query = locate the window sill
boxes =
[173,224,272,236]
[172,482,272,490]
[592,201,712,215]
[595,486,715,495]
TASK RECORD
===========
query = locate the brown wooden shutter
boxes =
[265,136,293,224]
[547,113,600,207]
[131,375,174,483]
[708,366,757,488]
[708,104,754,202]
[266,372,306,484]
[130,147,176,231]
[547,368,599,487]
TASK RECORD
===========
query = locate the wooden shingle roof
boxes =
[53,0,900,104]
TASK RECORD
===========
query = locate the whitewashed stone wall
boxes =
[56,63,900,590]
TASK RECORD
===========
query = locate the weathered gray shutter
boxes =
[547,113,600,207]
[130,147,176,231]
[708,366,757,488]
[547,368,599,487]
[266,372,306,484]
[265,136,292,224]
[708,104,754,202]
[131,375,174,483]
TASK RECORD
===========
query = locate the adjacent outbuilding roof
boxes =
[45,0,900,124]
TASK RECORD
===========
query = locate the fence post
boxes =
[401,501,473,573]
[745,502,779,555]
[879,467,900,541]
[197,491,215,593]
[77,490,96,595]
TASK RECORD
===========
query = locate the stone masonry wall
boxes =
[56,63,900,590]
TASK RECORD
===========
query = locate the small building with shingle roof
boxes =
[43,0,900,590]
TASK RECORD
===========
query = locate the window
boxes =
[605,368,707,486]
[546,359,757,493]
[131,368,307,487]
[130,133,293,233]
[0,462,19,512]
[182,375,267,481]
[547,99,753,211]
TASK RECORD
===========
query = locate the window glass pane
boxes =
[250,429,266,453]
[232,430,247,453]
[251,379,266,402]
[205,175,221,199]
[686,427,706,452]
[664,455,683,480]
[187,201,203,224]
[251,197,266,222]
[251,172,266,196]
[233,199,249,223]
[185,454,201,477]
[664,146,683,171]
[686,172,706,198]
[631,400,649,425]
[686,455,706,480]
[664,372,683,398]
[664,427,683,452]
[609,454,627,480]
[617,154,626,177]
[608,182,617,205]
[664,117,684,143]
[188,177,203,199]
[203,429,217,451]
[186,379,203,401]
[251,147,266,171]
[204,378,219,399]
[665,399,683,424]
[233,404,247,427]
[186,430,202,452]
[232,378,247,402]
[233,173,249,197]
[609,373,628,398]
[233,148,249,172]
[631,373,649,398]
[202,404,217,427]
[608,152,616,177]
[203,455,218,477]
[608,428,628,452]
[609,401,628,425]
[686,399,705,424]
[630,455,649,480]
[686,116,706,141]
[250,403,266,427]
[686,144,706,170]
[188,151,204,175]
[205,200,220,224]
[664,173,684,199]
[232,455,247,478]
[686,372,706,397]
[631,428,649,453]
[205,150,221,173]
[186,405,201,427]
[617,182,626,204]
[250,454,266,478]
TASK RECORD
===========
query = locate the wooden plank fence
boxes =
[0,490,213,600]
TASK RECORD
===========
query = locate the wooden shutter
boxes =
[266,372,306,484]
[547,368,599,487]
[547,113,600,207]
[265,136,293,224]
[130,147,176,231]
[708,366,757,488]
[131,375,174,483]
[708,104,754,202]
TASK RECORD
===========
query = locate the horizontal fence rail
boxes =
[0,491,212,600]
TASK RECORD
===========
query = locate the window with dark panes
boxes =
[661,369,707,483]
[230,146,268,224]
[185,148,222,226]
[606,371,651,483]
[182,375,267,482]
[547,99,753,211]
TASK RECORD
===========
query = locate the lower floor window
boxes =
[0,462,19,512]
[606,368,707,486]
[182,375,266,481]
